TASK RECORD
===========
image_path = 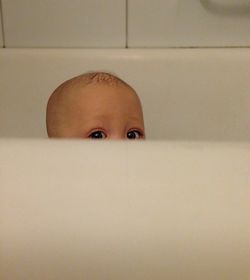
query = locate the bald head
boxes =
[46,72,145,140]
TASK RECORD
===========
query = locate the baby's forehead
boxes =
[50,72,140,113]
[66,79,136,100]
[59,76,132,100]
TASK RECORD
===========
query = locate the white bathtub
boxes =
[1,49,250,279]
[0,139,250,280]
[0,48,250,140]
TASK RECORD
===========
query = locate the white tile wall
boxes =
[128,0,250,47]
[2,0,126,47]
[0,9,3,47]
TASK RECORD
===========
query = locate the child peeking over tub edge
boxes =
[46,71,145,140]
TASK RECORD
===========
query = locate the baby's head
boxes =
[46,72,145,140]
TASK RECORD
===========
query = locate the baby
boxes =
[46,72,145,140]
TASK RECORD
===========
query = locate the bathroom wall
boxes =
[128,0,250,47]
[0,3,3,47]
[1,0,250,48]
[1,0,126,47]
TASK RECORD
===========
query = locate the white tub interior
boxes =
[1,48,250,279]
[1,48,250,140]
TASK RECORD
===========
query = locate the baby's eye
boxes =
[127,130,142,140]
[88,130,107,139]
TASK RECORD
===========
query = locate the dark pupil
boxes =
[127,131,136,139]
[91,131,103,139]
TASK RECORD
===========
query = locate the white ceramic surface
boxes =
[128,0,250,47]
[1,48,250,140]
[0,7,3,47]
[2,0,126,47]
[1,139,250,280]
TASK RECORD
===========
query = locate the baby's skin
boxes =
[46,72,145,140]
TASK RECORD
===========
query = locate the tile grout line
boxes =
[0,0,5,47]
[125,0,128,48]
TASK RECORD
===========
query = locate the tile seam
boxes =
[0,0,5,47]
